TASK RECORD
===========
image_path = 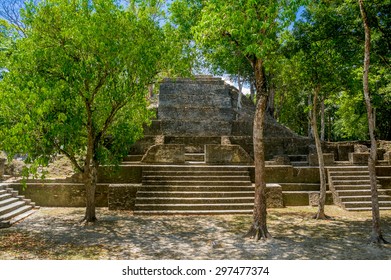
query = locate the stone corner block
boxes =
[266,183,284,208]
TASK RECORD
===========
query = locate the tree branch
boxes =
[54,143,84,173]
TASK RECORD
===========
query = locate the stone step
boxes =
[139,185,254,192]
[291,161,309,166]
[141,180,252,186]
[143,175,251,182]
[332,180,372,185]
[340,195,391,202]
[134,203,254,211]
[279,183,321,192]
[137,191,255,198]
[344,201,391,209]
[336,189,389,196]
[143,170,249,176]
[328,171,370,176]
[0,205,33,226]
[288,155,308,161]
[142,166,250,172]
[0,197,20,208]
[185,153,205,162]
[0,200,27,217]
[345,207,391,211]
[123,155,143,162]
[327,167,369,173]
[334,185,381,190]
[134,209,253,215]
[0,192,12,201]
[330,175,370,180]
[136,197,254,204]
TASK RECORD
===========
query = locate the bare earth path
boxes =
[1,206,390,260]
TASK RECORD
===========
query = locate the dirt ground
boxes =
[1,206,391,260]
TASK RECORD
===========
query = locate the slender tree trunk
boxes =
[245,58,271,240]
[82,110,98,223]
[311,85,328,219]
[237,73,242,111]
[358,0,388,244]
[83,160,98,223]
[308,94,313,139]
[320,96,325,141]
[267,85,275,118]
[250,80,255,104]
[328,112,331,142]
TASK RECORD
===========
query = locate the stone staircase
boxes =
[0,184,39,228]
[134,165,254,215]
[327,166,391,211]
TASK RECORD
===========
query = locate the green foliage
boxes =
[0,0,165,173]
[274,0,391,141]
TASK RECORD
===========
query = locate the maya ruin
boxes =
[1,76,391,227]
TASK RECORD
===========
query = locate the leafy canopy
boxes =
[0,0,165,172]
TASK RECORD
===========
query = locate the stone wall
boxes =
[141,144,185,164]
[9,182,109,207]
[205,144,253,165]
[108,184,140,210]
[158,77,234,136]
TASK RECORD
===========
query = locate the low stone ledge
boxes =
[0,158,6,178]
[308,191,334,207]
[266,184,284,208]
[108,184,140,210]
[7,182,108,207]
[268,155,291,166]
[308,153,335,166]
[349,152,369,165]
[141,144,185,164]
[205,144,253,165]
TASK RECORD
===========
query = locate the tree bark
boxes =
[245,58,271,240]
[308,94,313,139]
[237,73,242,111]
[320,96,325,141]
[81,106,98,223]
[250,80,255,105]
[311,85,328,220]
[358,0,388,244]
[83,161,98,223]
[267,82,275,118]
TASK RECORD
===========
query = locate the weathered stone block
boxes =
[141,144,185,164]
[349,152,369,165]
[270,155,291,165]
[205,144,253,165]
[308,153,335,166]
[108,184,140,210]
[0,158,6,178]
[98,165,142,183]
[354,144,369,153]
[266,184,284,208]
[308,191,334,206]
[384,151,391,164]
[221,136,231,145]
[11,182,108,207]
[309,192,320,207]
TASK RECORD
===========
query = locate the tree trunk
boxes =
[83,161,98,223]
[320,96,325,141]
[237,73,242,111]
[245,58,271,240]
[82,111,98,223]
[358,0,388,244]
[267,84,275,118]
[308,93,313,139]
[311,85,328,220]
[250,80,255,104]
